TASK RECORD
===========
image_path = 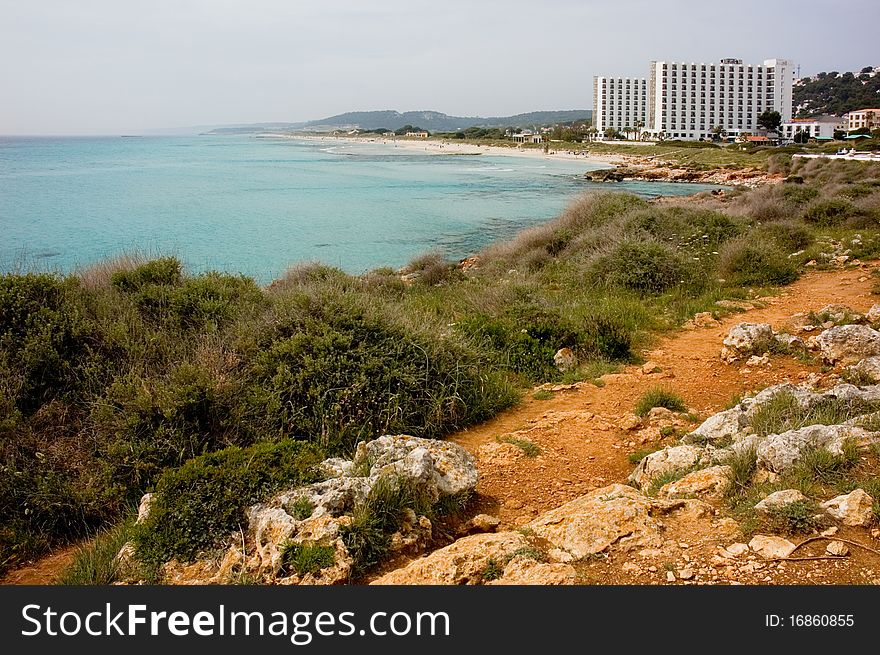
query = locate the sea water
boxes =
[0,135,723,284]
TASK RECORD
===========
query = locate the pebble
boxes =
[666,571,676,582]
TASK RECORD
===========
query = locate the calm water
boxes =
[0,136,723,283]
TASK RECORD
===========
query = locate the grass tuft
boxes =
[634,387,687,417]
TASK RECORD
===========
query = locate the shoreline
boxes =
[271,133,775,187]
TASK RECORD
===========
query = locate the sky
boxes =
[1,0,878,135]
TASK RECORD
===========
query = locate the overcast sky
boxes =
[1,0,877,135]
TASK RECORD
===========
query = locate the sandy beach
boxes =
[273,133,628,167]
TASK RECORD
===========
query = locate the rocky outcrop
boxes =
[683,407,748,445]
[756,425,878,473]
[821,489,875,526]
[754,489,808,512]
[628,444,713,489]
[370,532,531,585]
[811,324,880,365]
[848,356,880,383]
[143,435,479,585]
[657,465,731,499]
[720,323,774,363]
[553,347,577,372]
[526,484,664,561]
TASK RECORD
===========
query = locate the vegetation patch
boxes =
[58,519,137,585]
[634,387,687,417]
[280,542,336,577]
[133,439,325,574]
[498,435,541,457]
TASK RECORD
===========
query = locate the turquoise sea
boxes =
[0,136,723,284]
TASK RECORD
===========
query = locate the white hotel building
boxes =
[592,76,648,135]
[594,58,796,141]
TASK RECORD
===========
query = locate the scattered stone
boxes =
[749,535,797,560]
[746,353,771,367]
[821,489,875,526]
[685,312,719,329]
[678,568,695,580]
[725,543,750,558]
[826,541,850,557]
[641,361,662,374]
[754,489,808,512]
[477,441,524,466]
[720,323,774,363]
[774,332,806,352]
[866,304,880,324]
[812,324,880,365]
[646,406,676,422]
[657,465,732,499]
[821,526,839,537]
[553,347,577,372]
[618,414,643,431]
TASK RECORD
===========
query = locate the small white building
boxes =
[511,130,544,144]
[405,131,429,138]
[781,115,844,142]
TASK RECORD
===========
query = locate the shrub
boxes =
[339,474,433,576]
[286,496,316,521]
[246,291,517,450]
[781,185,820,205]
[93,363,241,494]
[634,387,687,417]
[133,439,325,570]
[0,274,90,412]
[280,542,336,576]
[405,252,461,286]
[717,237,798,286]
[750,222,813,254]
[111,257,182,292]
[802,198,861,227]
[764,500,822,535]
[580,314,633,361]
[591,240,690,293]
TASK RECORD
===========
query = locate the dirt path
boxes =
[451,264,878,529]
[0,545,78,585]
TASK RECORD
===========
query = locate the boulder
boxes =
[749,535,797,559]
[848,356,880,384]
[757,425,878,473]
[826,541,850,557]
[553,347,577,372]
[657,465,732,499]
[816,304,863,325]
[465,514,501,534]
[866,304,880,324]
[754,489,808,512]
[356,435,479,501]
[369,532,531,585]
[774,332,806,352]
[526,484,663,560]
[821,489,875,526]
[628,444,712,488]
[812,324,880,365]
[683,407,747,445]
[720,323,774,363]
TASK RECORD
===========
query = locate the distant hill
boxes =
[203,110,592,135]
[794,66,880,117]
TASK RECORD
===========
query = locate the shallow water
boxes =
[0,135,724,283]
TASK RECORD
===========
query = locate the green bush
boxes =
[634,387,687,417]
[92,363,241,494]
[580,314,633,361]
[802,198,861,227]
[592,240,690,293]
[781,185,820,205]
[246,292,516,450]
[58,519,137,585]
[134,439,325,570]
[111,257,182,292]
[750,222,814,254]
[717,237,798,286]
[0,274,90,412]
